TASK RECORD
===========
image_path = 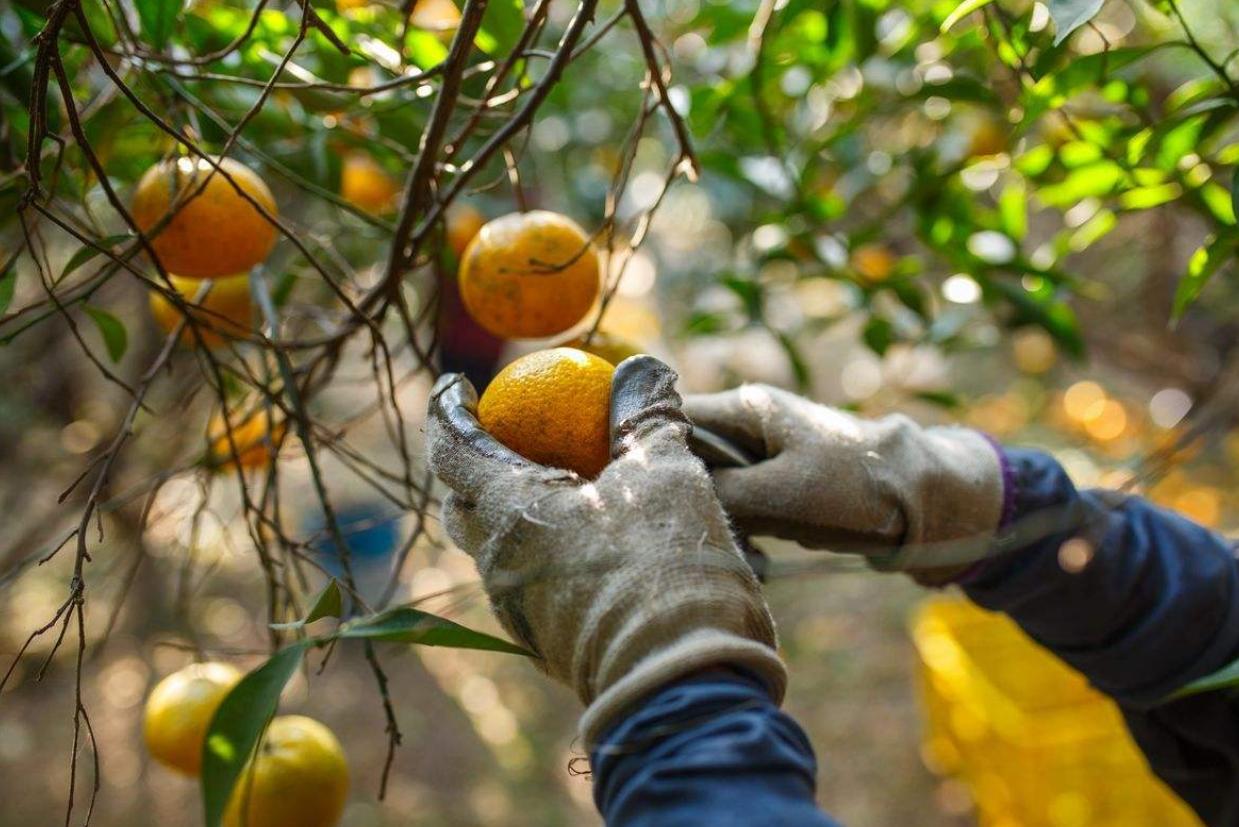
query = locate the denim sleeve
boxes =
[964,447,1239,826]
[591,670,842,827]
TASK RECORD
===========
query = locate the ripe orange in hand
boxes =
[144,662,242,776]
[132,156,278,279]
[224,715,349,827]
[459,211,600,339]
[149,273,253,348]
[208,407,286,471]
[340,152,400,215]
[478,347,614,478]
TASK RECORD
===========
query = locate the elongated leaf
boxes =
[61,233,132,279]
[1172,235,1239,321]
[1048,0,1104,45]
[0,258,14,314]
[135,0,181,49]
[863,315,894,355]
[477,0,524,56]
[776,331,810,391]
[1232,168,1238,227]
[270,579,342,630]
[201,641,311,827]
[84,305,127,362]
[940,0,997,33]
[1171,656,1239,699]
[338,607,532,655]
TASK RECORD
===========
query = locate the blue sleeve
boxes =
[964,447,1239,826]
[591,669,842,827]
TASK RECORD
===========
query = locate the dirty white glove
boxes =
[426,357,786,743]
[683,385,1007,576]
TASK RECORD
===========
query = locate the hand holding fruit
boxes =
[425,355,785,742]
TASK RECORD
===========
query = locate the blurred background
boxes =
[2,0,1238,824]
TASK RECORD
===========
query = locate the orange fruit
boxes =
[478,347,613,477]
[132,156,278,279]
[144,662,243,776]
[563,330,643,366]
[967,119,1008,158]
[224,715,349,827]
[207,407,286,471]
[459,210,600,339]
[340,152,400,215]
[851,244,896,282]
[409,0,460,33]
[445,204,485,259]
[149,273,252,348]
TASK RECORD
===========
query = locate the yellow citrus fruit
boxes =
[478,347,614,478]
[852,244,896,282]
[967,119,1008,158]
[208,407,286,471]
[340,152,400,215]
[224,715,349,827]
[459,210,600,339]
[149,273,252,348]
[445,204,485,259]
[409,0,460,33]
[132,156,279,280]
[144,662,243,776]
[564,330,643,366]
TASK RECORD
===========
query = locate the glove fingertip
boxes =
[608,355,691,458]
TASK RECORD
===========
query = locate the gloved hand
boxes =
[682,385,1008,578]
[426,356,786,743]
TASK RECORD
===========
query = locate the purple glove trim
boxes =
[946,433,1018,586]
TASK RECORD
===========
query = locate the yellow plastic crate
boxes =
[911,596,1202,827]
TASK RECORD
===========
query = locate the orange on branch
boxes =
[149,273,253,348]
[340,152,400,215]
[409,0,461,33]
[207,407,286,471]
[143,662,243,776]
[459,211,600,339]
[132,156,279,279]
[851,244,896,282]
[223,716,349,827]
[478,348,614,478]
[445,204,485,259]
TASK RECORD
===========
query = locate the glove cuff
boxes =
[578,629,787,746]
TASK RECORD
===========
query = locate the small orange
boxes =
[409,0,460,33]
[459,211,600,339]
[478,348,613,477]
[852,244,896,282]
[149,273,252,348]
[340,152,400,215]
[144,662,243,776]
[445,204,485,259]
[223,715,349,827]
[132,156,278,280]
[207,407,286,471]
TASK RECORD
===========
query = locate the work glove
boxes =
[682,385,1007,579]
[426,356,786,743]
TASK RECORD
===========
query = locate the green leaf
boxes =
[776,331,810,392]
[270,579,342,630]
[940,0,997,32]
[84,305,128,362]
[1233,168,1239,227]
[914,390,961,409]
[201,641,311,827]
[1171,656,1239,698]
[0,258,15,315]
[61,234,132,279]
[862,315,894,355]
[999,181,1028,240]
[1047,0,1104,45]
[338,607,532,655]
[477,0,524,56]
[1172,235,1239,321]
[135,0,181,50]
